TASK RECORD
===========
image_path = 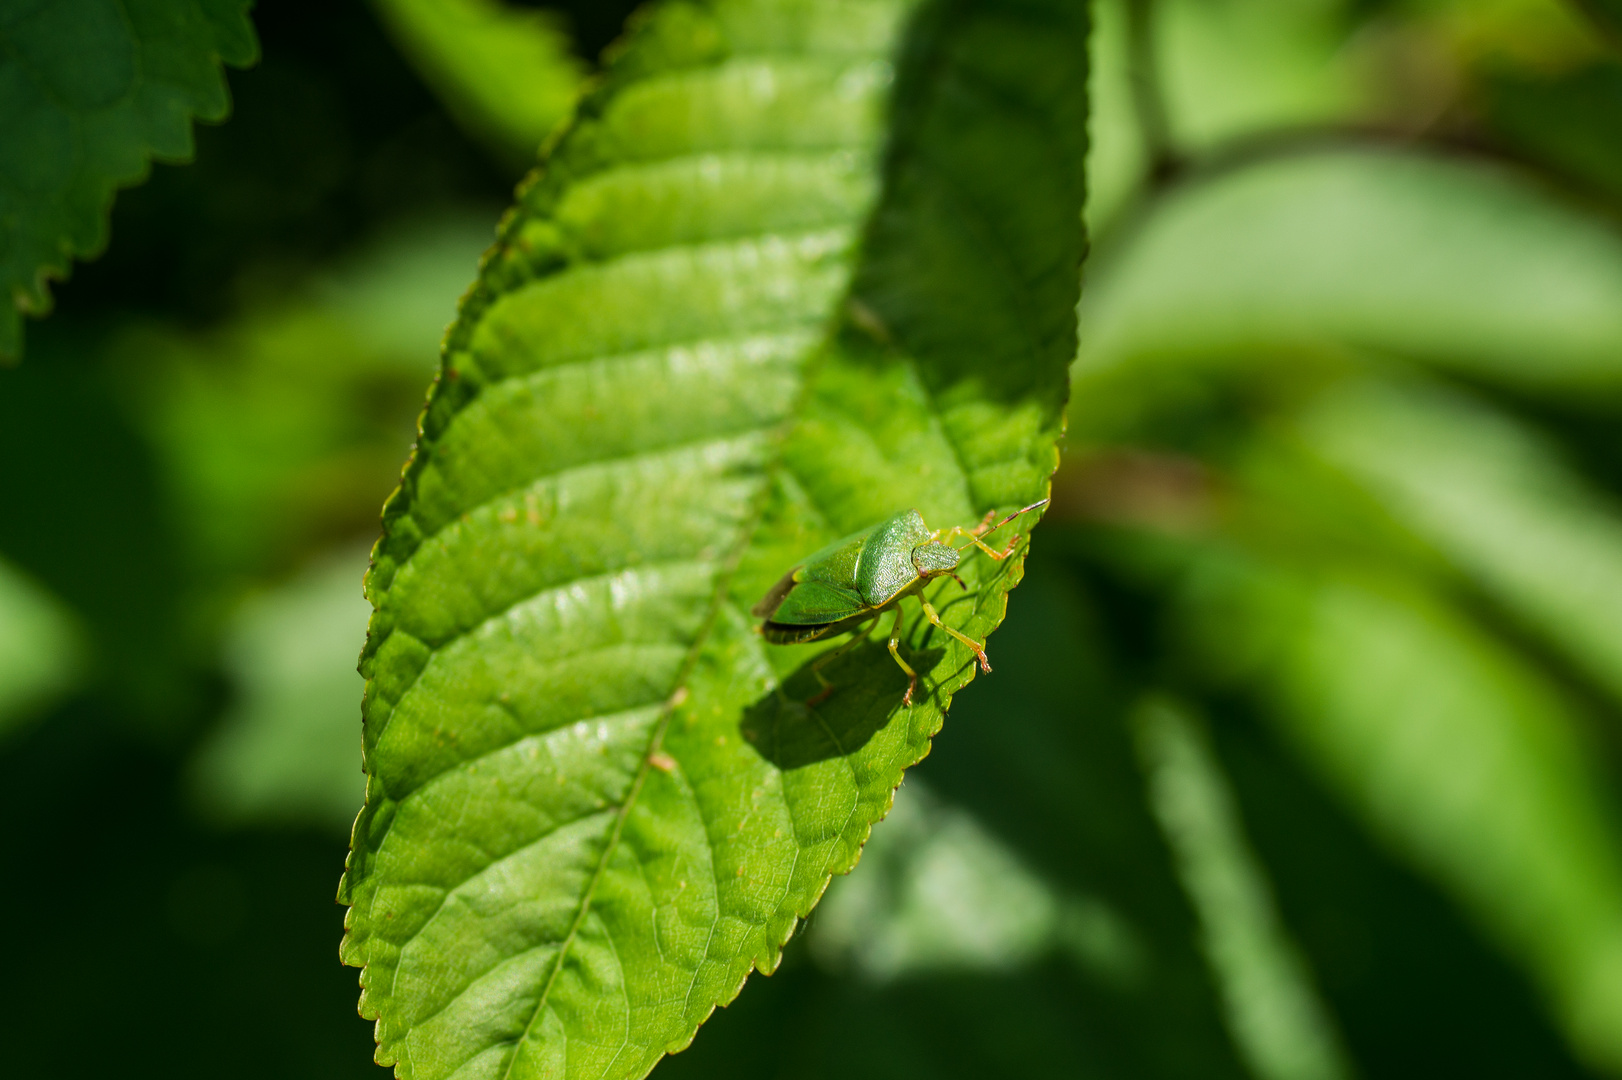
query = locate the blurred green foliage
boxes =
[369,0,584,166]
[6,0,1622,1077]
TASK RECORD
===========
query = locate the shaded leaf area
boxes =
[1167,542,1622,1069]
[0,0,259,359]
[1208,696,1597,1080]
[369,0,585,169]
[339,0,1087,1077]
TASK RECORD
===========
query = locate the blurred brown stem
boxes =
[1124,0,1180,184]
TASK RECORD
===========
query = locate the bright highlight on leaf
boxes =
[0,0,259,361]
[338,1,1088,1077]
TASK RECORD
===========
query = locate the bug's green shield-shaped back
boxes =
[851,509,932,607]
[762,509,931,627]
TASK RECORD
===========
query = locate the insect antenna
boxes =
[950,498,1050,550]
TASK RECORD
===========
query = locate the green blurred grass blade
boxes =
[370,0,585,168]
[338,0,1089,1076]
[1176,555,1622,1072]
[0,556,84,737]
[1135,698,1353,1080]
[0,0,258,361]
[1296,377,1622,714]
[1078,148,1622,394]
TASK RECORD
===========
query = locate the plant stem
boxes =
[1124,0,1180,184]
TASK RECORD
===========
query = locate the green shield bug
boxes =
[752,500,1048,706]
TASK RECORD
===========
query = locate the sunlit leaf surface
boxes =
[338,0,1088,1076]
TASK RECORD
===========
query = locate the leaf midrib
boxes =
[492,423,776,1080]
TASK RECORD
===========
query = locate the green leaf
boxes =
[1294,376,1622,712]
[338,1,1088,1078]
[189,547,371,831]
[0,0,259,361]
[370,0,585,168]
[1134,697,1352,1080]
[1174,553,1622,1072]
[1077,148,1622,393]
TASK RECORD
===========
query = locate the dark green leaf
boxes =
[338,0,1088,1076]
[0,0,258,360]
[1485,61,1622,206]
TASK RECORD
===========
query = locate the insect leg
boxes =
[886,606,919,706]
[806,618,874,706]
[941,527,1024,561]
[919,597,991,674]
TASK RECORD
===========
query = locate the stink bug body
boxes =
[752,500,1047,706]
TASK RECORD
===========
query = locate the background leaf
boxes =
[1170,545,1622,1071]
[1292,376,1622,712]
[1077,148,1622,395]
[369,0,585,169]
[0,0,259,359]
[338,0,1088,1077]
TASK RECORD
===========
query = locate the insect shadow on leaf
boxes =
[739,637,945,769]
